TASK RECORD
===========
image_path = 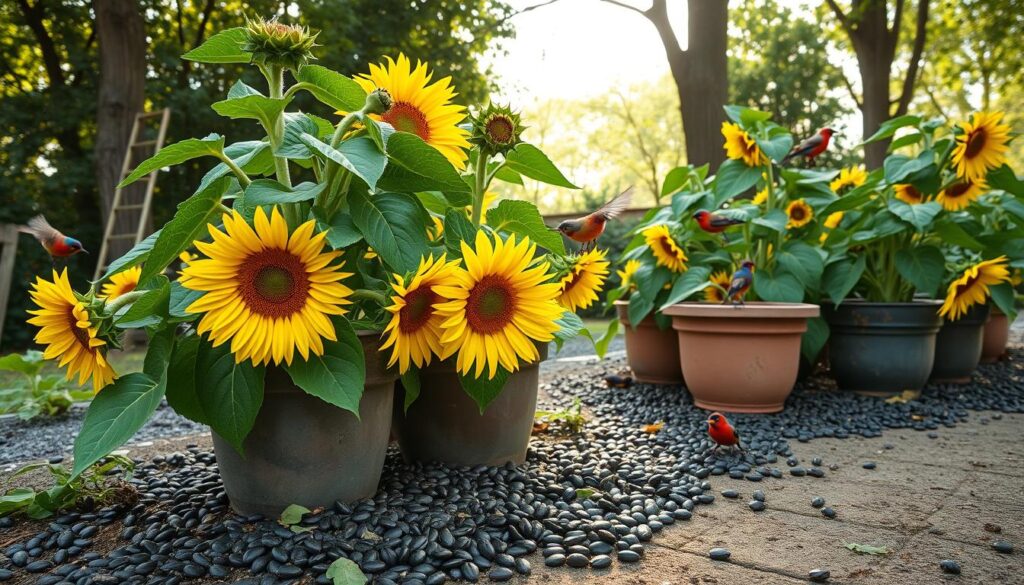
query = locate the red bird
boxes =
[555,188,633,252]
[707,412,743,453]
[782,128,836,166]
[723,260,755,306]
[19,215,87,259]
[693,210,746,240]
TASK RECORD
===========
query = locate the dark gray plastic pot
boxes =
[393,344,548,466]
[930,303,991,384]
[822,300,942,395]
[212,332,396,517]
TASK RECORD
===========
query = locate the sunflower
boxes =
[354,54,470,169]
[829,165,867,194]
[703,270,732,303]
[823,211,844,229]
[27,269,116,392]
[558,249,610,311]
[939,256,1011,320]
[380,254,461,374]
[937,178,987,211]
[643,225,687,273]
[434,232,563,379]
[722,122,767,167]
[951,112,1011,182]
[752,187,768,205]
[894,183,925,205]
[786,199,813,229]
[617,259,642,291]
[180,207,353,366]
[101,266,141,300]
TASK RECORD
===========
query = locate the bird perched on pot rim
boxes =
[723,260,755,306]
[554,187,633,252]
[782,128,835,165]
[19,215,87,259]
[707,412,743,452]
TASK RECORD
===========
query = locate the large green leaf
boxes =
[0,353,43,377]
[503,143,578,189]
[119,134,225,188]
[634,264,672,303]
[627,293,655,329]
[196,141,271,193]
[552,311,590,351]
[933,220,985,251]
[99,229,160,281]
[754,127,793,163]
[723,105,772,126]
[301,134,386,190]
[168,281,203,321]
[377,132,470,194]
[212,95,290,130]
[822,255,866,305]
[714,159,762,199]
[459,368,511,414]
[228,80,262,99]
[752,209,788,232]
[883,150,935,184]
[864,115,921,143]
[990,282,1018,322]
[245,179,326,205]
[894,246,945,297]
[820,186,874,216]
[294,65,367,112]
[72,373,166,477]
[195,340,265,454]
[661,166,691,197]
[349,190,432,273]
[594,319,620,359]
[400,370,421,413]
[278,113,321,159]
[801,317,829,363]
[485,200,566,254]
[888,200,941,231]
[315,209,364,250]
[660,266,712,309]
[285,317,366,417]
[753,271,803,303]
[115,277,170,329]
[165,334,207,424]
[181,28,248,63]
[776,241,824,289]
[443,209,477,258]
[143,326,176,382]
[988,164,1024,197]
[138,176,232,284]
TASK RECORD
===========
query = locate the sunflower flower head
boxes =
[101,265,141,301]
[617,259,642,291]
[704,270,732,303]
[380,254,462,374]
[434,232,563,380]
[722,122,767,167]
[180,206,353,367]
[894,183,925,205]
[557,249,610,311]
[470,103,525,156]
[354,54,471,169]
[28,269,116,392]
[829,165,867,194]
[952,111,1011,182]
[937,178,987,211]
[786,199,813,229]
[752,187,768,205]
[643,225,687,273]
[939,256,1011,321]
[241,16,319,70]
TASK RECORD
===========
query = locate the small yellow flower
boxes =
[101,266,141,300]
[951,111,1011,182]
[616,259,642,291]
[786,199,813,229]
[823,211,844,230]
[829,165,867,194]
[893,184,925,205]
[721,122,767,167]
[939,257,1011,320]
[937,179,987,211]
[558,249,610,311]
[703,270,732,303]
[643,225,688,273]
[752,188,768,205]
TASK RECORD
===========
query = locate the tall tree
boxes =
[825,0,930,167]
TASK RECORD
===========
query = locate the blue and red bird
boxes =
[19,215,87,259]
[782,128,835,166]
[723,260,755,306]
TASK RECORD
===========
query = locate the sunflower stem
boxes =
[218,154,252,187]
[102,291,147,316]
[320,110,365,214]
[471,151,490,227]
[265,64,299,227]
[352,289,387,306]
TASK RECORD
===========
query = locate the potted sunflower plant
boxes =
[819,111,1018,393]
[25,18,593,515]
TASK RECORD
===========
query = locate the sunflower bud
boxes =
[470,103,525,156]
[363,88,393,116]
[242,16,319,70]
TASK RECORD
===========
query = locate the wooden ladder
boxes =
[93,108,171,280]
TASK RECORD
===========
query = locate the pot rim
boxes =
[663,301,820,319]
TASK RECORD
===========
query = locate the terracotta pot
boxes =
[614,301,684,385]
[212,333,395,517]
[393,344,548,466]
[821,300,942,395]
[662,302,820,413]
[931,303,991,384]
[981,307,1010,364]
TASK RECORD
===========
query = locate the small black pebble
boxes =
[617,550,640,563]
[565,553,589,568]
[709,548,730,561]
[752,490,765,502]
[748,500,765,512]
[811,497,825,508]
[811,457,823,466]
[809,568,830,582]
[544,554,565,568]
[590,555,612,569]
[721,489,739,499]
[928,432,939,439]
[939,559,961,574]
[991,540,1013,554]
[821,507,836,519]
[488,567,513,582]
[862,462,876,469]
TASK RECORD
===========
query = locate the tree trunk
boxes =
[679,0,728,171]
[853,33,894,167]
[95,0,146,224]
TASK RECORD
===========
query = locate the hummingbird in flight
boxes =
[554,187,633,252]
[782,128,836,166]
[19,215,88,261]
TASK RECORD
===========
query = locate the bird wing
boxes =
[727,273,751,294]
[19,215,60,244]
[596,187,633,220]
[709,215,744,228]
[785,134,823,160]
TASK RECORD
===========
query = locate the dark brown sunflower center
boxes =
[790,206,807,221]
[947,183,970,198]
[66,308,91,349]
[561,272,581,294]
[399,287,437,333]
[382,102,431,141]
[466,275,515,334]
[486,116,515,144]
[955,274,979,297]
[964,128,987,158]
[238,249,310,317]
[902,185,922,201]
[657,238,678,259]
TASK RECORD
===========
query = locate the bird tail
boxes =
[19,215,59,244]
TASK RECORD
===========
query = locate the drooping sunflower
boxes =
[722,122,767,167]
[829,165,867,194]
[643,225,687,273]
[434,232,564,379]
[893,183,925,205]
[380,254,461,374]
[180,207,353,366]
[617,259,642,291]
[937,179,987,211]
[939,256,1011,320]
[951,111,1011,182]
[752,187,768,205]
[101,265,141,300]
[786,199,813,229]
[558,249,610,311]
[354,54,471,169]
[703,270,732,303]
[28,269,116,392]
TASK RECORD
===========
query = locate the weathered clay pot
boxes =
[822,301,942,395]
[212,333,395,516]
[393,344,548,466]
[614,301,684,385]
[663,302,820,413]
[931,303,991,384]
[980,307,1010,364]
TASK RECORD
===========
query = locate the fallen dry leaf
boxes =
[642,422,665,434]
